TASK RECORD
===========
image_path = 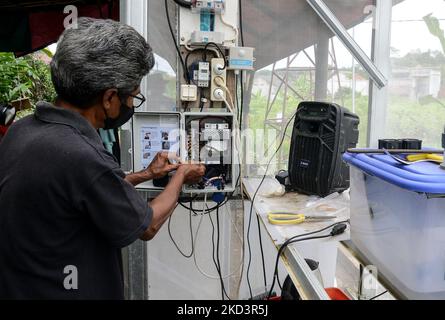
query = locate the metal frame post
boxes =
[119,0,150,300]
[367,0,392,147]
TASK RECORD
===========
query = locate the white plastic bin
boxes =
[344,152,445,299]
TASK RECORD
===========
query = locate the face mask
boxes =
[0,104,16,126]
[103,102,134,130]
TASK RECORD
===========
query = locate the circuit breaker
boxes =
[195,61,210,87]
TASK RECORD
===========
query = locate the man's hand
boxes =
[125,152,179,186]
[140,162,206,241]
[176,163,206,184]
[146,152,180,180]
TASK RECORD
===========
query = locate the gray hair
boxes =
[50,17,155,108]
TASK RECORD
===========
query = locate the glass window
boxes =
[385,0,445,148]
[143,1,178,112]
[244,0,374,175]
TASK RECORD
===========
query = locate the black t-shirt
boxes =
[0,102,152,299]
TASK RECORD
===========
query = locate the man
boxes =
[0,17,205,299]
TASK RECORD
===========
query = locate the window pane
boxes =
[143,1,178,112]
[244,0,374,175]
[386,0,445,148]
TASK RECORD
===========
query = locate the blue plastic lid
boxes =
[343,152,445,194]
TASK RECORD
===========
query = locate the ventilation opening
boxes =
[301,121,320,134]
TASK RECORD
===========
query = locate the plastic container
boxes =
[343,152,445,300]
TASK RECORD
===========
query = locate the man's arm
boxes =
[140,164,205,241]
[125,152,179,186]
[125,170,153,186]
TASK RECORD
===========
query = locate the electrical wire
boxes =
[215,77,235,109]
[165,0,189,83]
[236,0,268,294]
[369,290,388,300]
[239,0,245,47]
[215,206,227,300]
[228,70,246,299]
[193,203,243,280]
[256,214,267,289]
[171,194,237,300]
[235,5,249,296]
[219,13,239,44]
[173,0,191,8]
[184,46,220,86]
[208,207,231,300]
[237,72,244,130]
[178,195,229,214]
[267,221,350,299]
[185,41,221,57]
[245,111,297,299]
[167,203,195,258]
[267,234,332,298]
[203,42,227,68]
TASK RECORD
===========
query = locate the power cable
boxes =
[167,202,194,258]
[165,0,189,83]
[245,111,297,299]
[369,290,388,300]
[267,221,349,299]
[173,0,191,9]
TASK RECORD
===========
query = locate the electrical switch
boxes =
[181,84,198,102]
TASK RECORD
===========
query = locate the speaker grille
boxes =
[288,102,359,197]
[292,136,321,194]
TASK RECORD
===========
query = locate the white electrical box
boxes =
[179,0,239,47]
[228,46,255,70]
[182,112,236,193]
[131,112,236,193]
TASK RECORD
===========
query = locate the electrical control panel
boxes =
[182,112,235,193]
[131,112,235,193]
[127,0,253,193]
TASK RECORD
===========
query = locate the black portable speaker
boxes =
[288,101,359,197]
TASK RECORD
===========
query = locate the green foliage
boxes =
[386,97,445,148]
[248,73,326,169]
[392,50,445,68]
[0,52,56,106]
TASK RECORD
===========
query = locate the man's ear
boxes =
[102,89,119,111]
